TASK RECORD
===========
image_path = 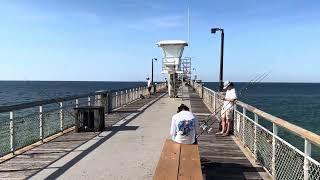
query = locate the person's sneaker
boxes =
[215,131,223,135]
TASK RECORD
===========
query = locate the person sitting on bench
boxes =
[170,104,200,144]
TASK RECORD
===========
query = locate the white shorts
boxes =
[221,108,234,120]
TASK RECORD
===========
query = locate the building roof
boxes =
[157,40,188,47]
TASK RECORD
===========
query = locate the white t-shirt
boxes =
[223,88,237,109]
[147,79,152,87]
[170,111,200,144]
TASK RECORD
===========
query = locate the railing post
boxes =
[201,84,204,99]
[272,123,278,178]
[304,139,311,180]
[10,111,14,154]
[115,92,118,107]
[76,99,79,108]
[133,88,135,100]
[254,113,258,160]
[136,88,139,99]
[39,106,43,141]
[120,91,123,106]
[60,102,63,131]
[106,92,112,113]
[129,89,132,102]
[209,93,212,110]
[88,96,91,106]
[213,92,216,113]
[234,104,239,133]
[242,107,246,142]
[125,90,129,104]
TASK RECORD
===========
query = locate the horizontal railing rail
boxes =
[191,81,320,180]
[0,83,167,158]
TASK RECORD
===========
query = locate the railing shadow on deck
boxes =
[22,92,166,179]
[201,160,265,180]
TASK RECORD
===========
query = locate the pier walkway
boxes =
[188,87,268,179]
[0,87,270,180]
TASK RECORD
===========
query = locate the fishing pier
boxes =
[0,41,320,180]
[0,81,319,179]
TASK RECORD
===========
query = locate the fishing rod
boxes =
[197,71,271,138]
[202,71,270,131]
[199,71,269,131]
[204,71,271,134]
[199,71,271,136]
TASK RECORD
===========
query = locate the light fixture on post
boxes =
[152,58,157,93]
[211,28,224,92]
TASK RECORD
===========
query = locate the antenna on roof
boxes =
[187,0,190,44]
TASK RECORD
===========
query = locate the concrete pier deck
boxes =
[0,87,269,180]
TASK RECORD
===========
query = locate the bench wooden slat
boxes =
[178,144,203,180]
[153,140,181,180]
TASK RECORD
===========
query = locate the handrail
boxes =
[0,82,167,158]
[0,92,101,113]
[197,82,320,147]
[0,83,163,113]
[191,80,320,179]
[236,100,320,147]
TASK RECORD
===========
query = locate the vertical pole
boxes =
[234,104,238,133]
[88,96,91,106]
[254,114,259,160]
[201,84,204,99]
[115,92,118,107]
[213,92,216,113]
[60,102,63,132]
[152,59,154,85]
[39,106,43,141]
[219,30,224,92]
[125,90,128,104]
[9,111,14,154]
[209,92,212,110]
[76,99,79,108]
[304,139,311,180]
[120,91,123,106]
[106,92,112,113]
[187,1,190,44]
[242,107,246,142]
[272,123,278,178]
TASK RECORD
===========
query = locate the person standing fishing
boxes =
[146,77,152,96]
[216,81,237,136]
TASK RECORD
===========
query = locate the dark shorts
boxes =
[148,87,152,92]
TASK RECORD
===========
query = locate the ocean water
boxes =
[0,81,146,106]
[205,82,320,159]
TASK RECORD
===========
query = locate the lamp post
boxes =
[211,28,224,92]
[152,58,157,93]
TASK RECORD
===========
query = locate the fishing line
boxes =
[199,71,269,130]
[196,71,271,138]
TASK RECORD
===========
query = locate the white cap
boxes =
[223,81,231,89]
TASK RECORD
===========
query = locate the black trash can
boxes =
[74,106,105,132]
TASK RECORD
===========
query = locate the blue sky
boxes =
[0,0,319,82]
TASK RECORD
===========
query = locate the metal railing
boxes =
[0,83,166,157]
[192,81,320,180]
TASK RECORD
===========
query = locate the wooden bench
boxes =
[153,139,203,180]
